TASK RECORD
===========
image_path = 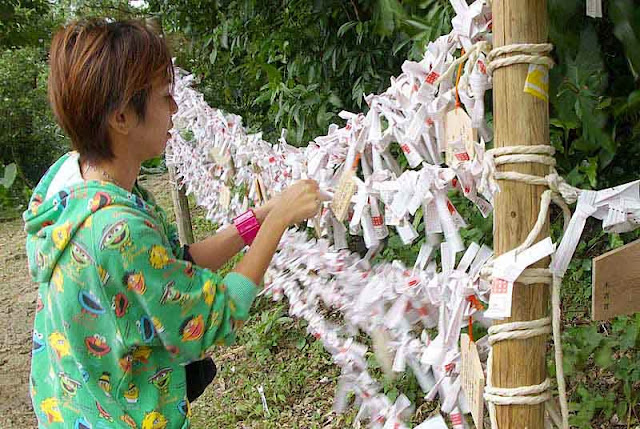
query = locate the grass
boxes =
[189,298,356,428]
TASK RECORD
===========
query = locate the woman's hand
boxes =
[269,179,324,226]
[232,179,328,285]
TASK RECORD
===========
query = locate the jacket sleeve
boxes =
[89,206,257,364]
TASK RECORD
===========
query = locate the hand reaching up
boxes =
[270,179,327,226]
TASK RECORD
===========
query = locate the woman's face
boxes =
[128,79,178,161]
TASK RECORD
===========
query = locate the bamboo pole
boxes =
[168,164,195,245]
[491,0,550,428]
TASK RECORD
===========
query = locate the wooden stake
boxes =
[168,164,195,245]
[492,0,549,428]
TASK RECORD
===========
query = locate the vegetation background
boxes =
[1,0,639,427]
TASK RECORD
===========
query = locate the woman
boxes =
[25,19,322,428]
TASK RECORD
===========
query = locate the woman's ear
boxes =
[107,106,136,136]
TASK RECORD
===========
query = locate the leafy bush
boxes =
[0,46,68,190]
[549,0,640,189]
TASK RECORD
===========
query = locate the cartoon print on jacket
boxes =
[149,244,171,269]
[88,192,111,213]
[98,372,111,397]
[40,397,64,423]
[52,221,73,250]
[85,334,111,357]
[100,220,131,251]
[142,410,168,429]
[32,330,45,354]
[49,332,71,359]
[148,367,173,393]
[26,152,259,428]
[59,372,82,397]
[100,220,147,266]
[78,290,106,317]
[51,265,65,292]
[179,315,205,342]
[124,382,139,403]
[70,240,94,268]
[123,271,146,295]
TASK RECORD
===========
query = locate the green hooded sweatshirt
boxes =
[24,152,258,429]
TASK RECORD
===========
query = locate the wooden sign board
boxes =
[592,239,640,320]
[460,333,484,429]
[444,108,477,167]
[330,168,357,222]
[219,184,231,209]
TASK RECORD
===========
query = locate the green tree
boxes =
[0,47,67,186]
[0,0,53,48]
[149,0,454,145]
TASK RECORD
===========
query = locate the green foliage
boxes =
[561,315,640,428]
[0,162,24,217]
[0,0,148,216]
[0,0,53,48]
[52,0,144,21]
[187,296,355,428]
[0,46,69,212]
[546,2,640,425]
[549,0,640,189]
[150,0,453,145]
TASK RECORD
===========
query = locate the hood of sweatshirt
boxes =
[23,152,154,284]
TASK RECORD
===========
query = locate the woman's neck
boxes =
[81,156,141,192]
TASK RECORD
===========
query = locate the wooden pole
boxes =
[492,0,549,428]
[168,164,195,245]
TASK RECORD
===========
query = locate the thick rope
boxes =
[483,143,576,429]
[485,317,554,428]
[487,317,552,345]
[487,43,555,74]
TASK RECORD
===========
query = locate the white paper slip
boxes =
[586,0,602,18]
[414,242,434,270]
[493,237,556,282]
[397,219,419,245]
[484,277,514,319]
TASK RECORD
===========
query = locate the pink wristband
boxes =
[233,209,260,246]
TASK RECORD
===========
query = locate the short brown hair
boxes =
[48,19,174,163]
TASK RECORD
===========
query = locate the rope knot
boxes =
[546,172,561,193]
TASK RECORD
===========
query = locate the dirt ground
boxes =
[0,217,37,428]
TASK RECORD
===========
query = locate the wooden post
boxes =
[168,164,195,245]
[492,0,549,428]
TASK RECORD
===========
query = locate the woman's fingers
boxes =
[269,179,327,225]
